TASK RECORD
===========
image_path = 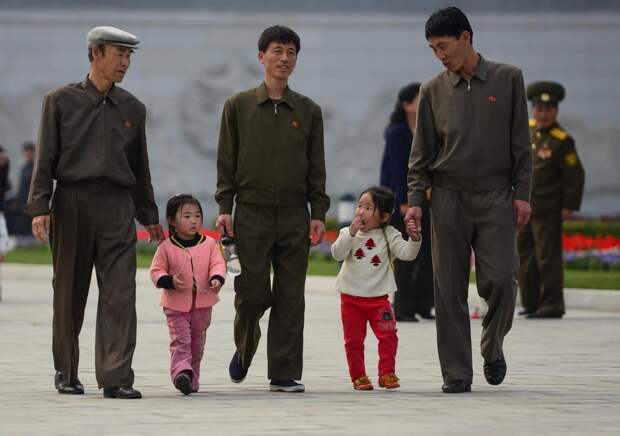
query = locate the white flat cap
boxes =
[87,26,140,49]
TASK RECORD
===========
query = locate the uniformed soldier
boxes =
[27,26,164,398]
[215,25,330,393]
[518,81,585,319]
[406,7,532,393]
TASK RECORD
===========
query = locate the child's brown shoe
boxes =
[353,375,374,391]
[378,374,400,389]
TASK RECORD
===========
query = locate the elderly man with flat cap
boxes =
[27,26,164,398]
[517,81,585,319]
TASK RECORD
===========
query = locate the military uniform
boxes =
[518,81,585,318]
[408,55,531,387]
[215,82,329,380]
[26,28,159,392]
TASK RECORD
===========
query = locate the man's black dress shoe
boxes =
[526,310,563,319]
[484,357,507,385]
[54,371,84,395]
[229,350,249,383]
[518,308,535,316]
[441,379,471,393]
[103,386,142,399]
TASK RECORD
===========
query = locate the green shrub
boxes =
[563,219,620,238]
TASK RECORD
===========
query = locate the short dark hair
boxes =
[87,44,106,62]
[22,141,35,152]
[165,194,204,236]
[425,7,474,44]
[387,82,421,130]
[360,186,395,227]
[258,25,301,54]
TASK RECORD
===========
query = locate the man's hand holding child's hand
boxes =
[406,220,421,242]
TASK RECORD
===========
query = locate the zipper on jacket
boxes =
[102,97,107,175]
[467,80,471,91]
[273,101,278,114]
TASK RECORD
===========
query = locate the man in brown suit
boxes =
[27,26,164,399]
[215,26,329,393]
[406,7,532,393]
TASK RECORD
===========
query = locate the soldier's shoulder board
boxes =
[529,118,537,128]
[550,127,568,141]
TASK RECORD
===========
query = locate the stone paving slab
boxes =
[0,264,619,435]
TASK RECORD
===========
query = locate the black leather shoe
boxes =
[526,310,563,319]
[229,350,249,383]
[54,371,84,395]
[484,357,507,385]
[103,386,142,399]
[518,308,535,316]
[441,379,471,393]
[395,314,419,322]
[174,371,193,395]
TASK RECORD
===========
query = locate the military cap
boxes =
[87,26,140,50]
[526,81,565,107]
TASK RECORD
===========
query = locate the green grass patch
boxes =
[5,246,619,290]
[563,269,620,290]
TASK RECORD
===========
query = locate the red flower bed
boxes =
[563,233,620,251]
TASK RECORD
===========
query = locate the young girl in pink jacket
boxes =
[150,194,226,395]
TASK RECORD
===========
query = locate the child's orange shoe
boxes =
[378,374,400,389]
[353,375,374,391]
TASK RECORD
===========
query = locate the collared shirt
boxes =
[26,76,158,225]
[407,55,531,206]
[529,120,585,214]
[215,82,330,220]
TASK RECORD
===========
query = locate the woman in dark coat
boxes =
[380,83,434,322]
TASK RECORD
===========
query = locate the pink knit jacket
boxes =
[150,236,226,312]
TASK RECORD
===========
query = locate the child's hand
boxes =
[406,220,421,241]
[209,279,222,294]
[172,274,185,290]
[349,217,362,236]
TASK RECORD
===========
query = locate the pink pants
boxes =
[164,296,212,392]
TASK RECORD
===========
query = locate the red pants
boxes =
[340,293,398,381]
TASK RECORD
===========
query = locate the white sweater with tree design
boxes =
[331,226,421,297]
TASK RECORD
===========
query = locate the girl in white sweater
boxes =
[331,186,421,390]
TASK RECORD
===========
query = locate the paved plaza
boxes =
[0,264,619,435]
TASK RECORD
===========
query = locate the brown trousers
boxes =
[431,187,517,384]
[50,185,137,388]
[233,202,310,380]
[517,211,564,314]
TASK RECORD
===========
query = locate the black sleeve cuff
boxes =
[156,275,174,289]
[209,275,225,286]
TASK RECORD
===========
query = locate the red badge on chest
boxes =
[292,120,300,129]
[124,120,132,128]
[488,96,497,103]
